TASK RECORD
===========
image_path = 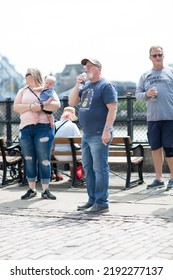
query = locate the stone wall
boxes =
[143,146,169,173]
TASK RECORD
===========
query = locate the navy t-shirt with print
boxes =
[78,78,118,136]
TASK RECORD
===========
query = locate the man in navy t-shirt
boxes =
[69,58,118,214]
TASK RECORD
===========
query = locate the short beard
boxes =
[87,72,94,79]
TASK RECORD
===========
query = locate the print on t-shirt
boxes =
[80,88,94,111]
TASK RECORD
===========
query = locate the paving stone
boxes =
[1,173,173,260]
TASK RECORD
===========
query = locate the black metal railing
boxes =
[0,94,147,145]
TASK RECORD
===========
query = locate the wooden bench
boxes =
[51,136,144,190]
[108,136,144,189]
[51,136,84,187]
[0,137,23,186]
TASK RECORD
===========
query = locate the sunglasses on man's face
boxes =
[25,73,32,78]
[150,54,163,58]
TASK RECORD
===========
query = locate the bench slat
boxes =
[108,156,143,165]
[109,150,133,156]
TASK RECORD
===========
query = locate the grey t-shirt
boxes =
[135,67,173,121]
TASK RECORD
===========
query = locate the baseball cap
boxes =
[81,58,102,68]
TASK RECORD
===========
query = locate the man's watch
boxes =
[30,103,35,110]
[104,125,113,131]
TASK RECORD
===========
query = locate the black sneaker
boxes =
[167,179,173,190]
[85,205,109,214]
[41,189,56,200]
[146,179,164,189]
[21,189,37,200]
[77,202,93,211]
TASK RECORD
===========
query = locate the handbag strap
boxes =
[54,120,68,134]
[28,87,41,102]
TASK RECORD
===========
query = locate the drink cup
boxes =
[151,86,157,101]
[78,72,87,90]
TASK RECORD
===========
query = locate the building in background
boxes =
[55,64,137,98]
[0,53,24,100]
[0,53,137,100]
[112,81,136,96]
[55,64,84,95]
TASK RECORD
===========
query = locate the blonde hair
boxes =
[149,45,163,56]
[61,106,77,121]
[27,67,44,87]
[45,75,56,84]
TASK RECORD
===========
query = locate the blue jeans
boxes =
[19,124,54,184]
[82,134,112,206]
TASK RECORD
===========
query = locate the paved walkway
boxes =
[0,172,173,260]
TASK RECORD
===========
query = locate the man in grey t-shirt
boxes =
[136,45,173,190]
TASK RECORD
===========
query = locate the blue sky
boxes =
[0,0,173,83]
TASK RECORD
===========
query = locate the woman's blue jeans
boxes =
[82,134,111,206]
[19,124,54,184]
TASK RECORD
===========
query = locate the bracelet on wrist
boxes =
[104,125,113,131]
